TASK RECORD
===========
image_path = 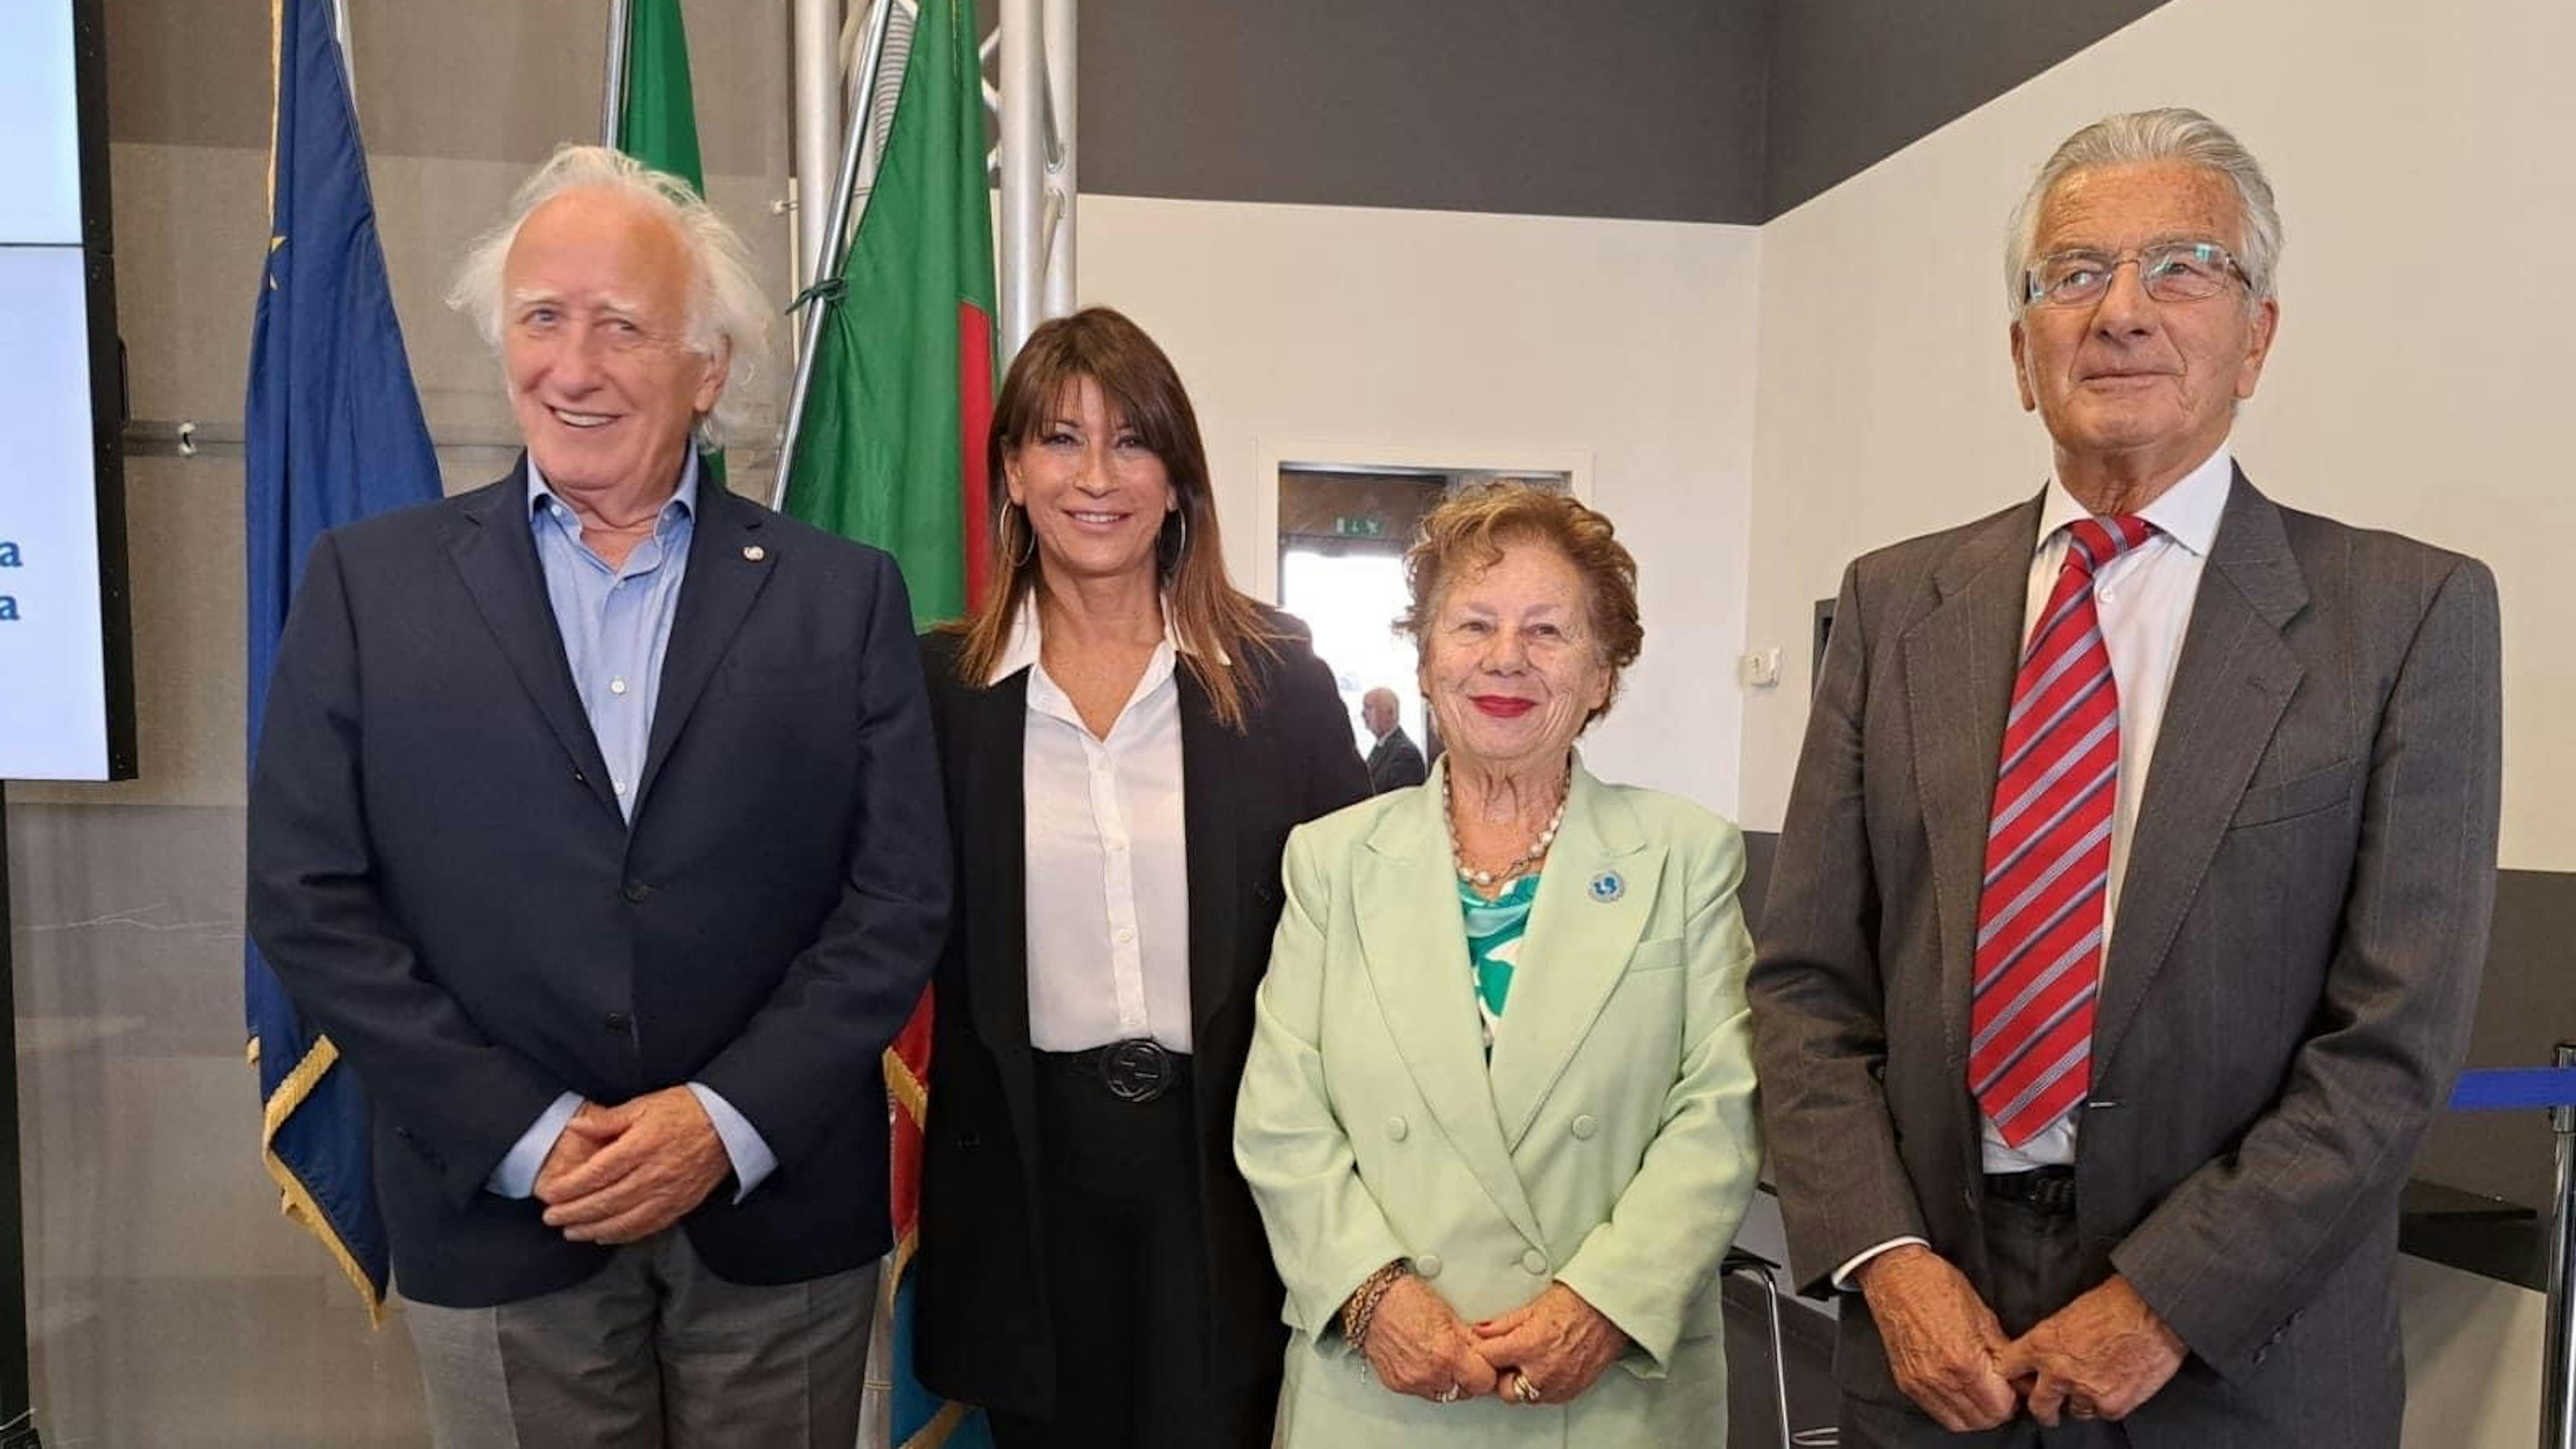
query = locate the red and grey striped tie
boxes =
[1971,514,2155,1146]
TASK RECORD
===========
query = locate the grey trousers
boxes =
[1840,1196,2129,1449]
[402,1229,876,1449]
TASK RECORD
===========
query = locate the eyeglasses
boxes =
[2023,241,2246,309]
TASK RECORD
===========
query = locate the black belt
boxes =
[1984,1166,2077,1216]
[1035,1040,1189,1103]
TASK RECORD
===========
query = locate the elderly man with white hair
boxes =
[1752,109,2500,1446]
[1360,684,1428,793]
[246,145,949,1447]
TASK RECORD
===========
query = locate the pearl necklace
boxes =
[1443,773,1568,888]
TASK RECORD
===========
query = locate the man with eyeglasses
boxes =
[1751,109,2500,1446]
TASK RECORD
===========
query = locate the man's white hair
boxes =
[2004,107,2284,315]
[446,144,771,451]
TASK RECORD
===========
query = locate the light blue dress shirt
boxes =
[484,453,778,1204]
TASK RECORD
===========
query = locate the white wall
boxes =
[2397,1257,2548,1447]
[1739,0,2576,875]
[1075,195,1764,817]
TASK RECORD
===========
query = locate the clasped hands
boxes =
[1857,1244,2186,1431]
[532,1086,733,1245]
[1359,1276,1627,1408]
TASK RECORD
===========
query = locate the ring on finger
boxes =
[1513,1373,1544,1404]
[1433,1382,1462,1404]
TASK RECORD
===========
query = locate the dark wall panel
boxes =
[1763,0,2171,216]
[1078,0,1769,223]
[2416,868,2576,1215]
[105,0,2200,227]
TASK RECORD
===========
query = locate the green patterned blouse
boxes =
[1458,873,1541,1053]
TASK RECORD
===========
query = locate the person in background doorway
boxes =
[1362,685,1429,793]
[911,306,1370,1449]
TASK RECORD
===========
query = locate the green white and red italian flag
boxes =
[781,1,997,1445]
[784,0,998,624]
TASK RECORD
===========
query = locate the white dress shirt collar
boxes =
[987,591,1223,686]
[2037,442,2234,560]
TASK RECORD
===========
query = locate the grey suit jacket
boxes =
[1748,470,2501,1446]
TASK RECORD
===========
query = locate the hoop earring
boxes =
[1167,509,1189,567]
[1008,503,1037,568]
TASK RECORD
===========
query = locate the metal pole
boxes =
[997,0,1042,361]
[600,0,632,146]
[2544,1040,2575,1449]
[791,0,844,336]
[771,0,899,509]
[1038,0,1075,323]
[0,785,41,1449]
[329,0,355,107]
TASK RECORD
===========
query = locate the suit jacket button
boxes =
[1571,1114,1598,1139]
[1386,1116,1409,1141]
[603,1011,631,1035]
[1415,1254,1444,1279]
[1520,1249,1549,1275]
[623,882,652,903]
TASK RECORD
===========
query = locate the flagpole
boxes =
[601,0,632,145]
[791,0,844,341]
[329,0,355,106]
[1038,0,1075,322]
[997,0,1042,361]
[771,0,899,509]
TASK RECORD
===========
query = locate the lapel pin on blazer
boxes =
[742,544,767,562]
[1588,870,1623,903]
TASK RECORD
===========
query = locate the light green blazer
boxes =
[1234,758,1762,1447]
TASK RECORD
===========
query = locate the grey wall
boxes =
[2414,869,2576,1217]
[1761,0,2171,215]
[1076,1,2186,223]
[1077,0,1769,222]
[1078,0,2183,222]
[103,1,2199,229]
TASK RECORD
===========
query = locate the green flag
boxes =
[612,0,722,481]
[782,0,997,625]
[779,5,997,1445]
[613,0,704,195]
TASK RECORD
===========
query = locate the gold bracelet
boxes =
[1341,1260,1411,1350]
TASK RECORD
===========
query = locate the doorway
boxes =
[1271,462,1576,761]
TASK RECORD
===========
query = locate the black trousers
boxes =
[984,1053,1276,1449]
[1841,1191,2131,1449]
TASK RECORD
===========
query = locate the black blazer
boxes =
[246,461,950,1308]
[911,616,1369,1416]
[1365,726,1428,793]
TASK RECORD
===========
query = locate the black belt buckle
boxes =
[1097,1039,1177,1103]
[1986,1167,2077,1216]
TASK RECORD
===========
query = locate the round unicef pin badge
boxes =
[1589,870,1623,903]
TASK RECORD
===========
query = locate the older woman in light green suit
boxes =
[1234,485,1763,1446]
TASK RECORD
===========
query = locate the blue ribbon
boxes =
[2447,1066,2576,1112]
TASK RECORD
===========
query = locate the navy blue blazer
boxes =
[247,460,949,1308]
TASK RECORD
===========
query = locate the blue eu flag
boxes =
[242,0,440,1320]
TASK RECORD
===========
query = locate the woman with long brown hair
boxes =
[911,307,1368,1448]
